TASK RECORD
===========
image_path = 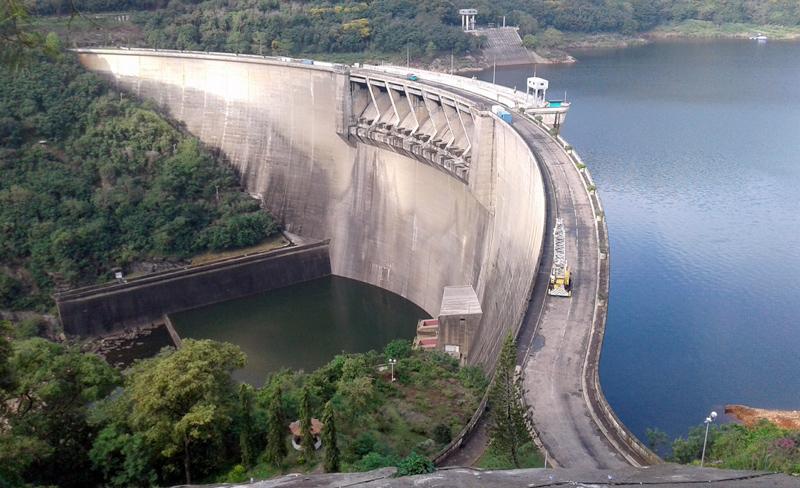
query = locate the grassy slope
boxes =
[475,442,544,469]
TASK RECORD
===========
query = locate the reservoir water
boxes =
[477,40,800,442]
[170,275,427,385]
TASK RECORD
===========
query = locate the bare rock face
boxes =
[725,404,800,430]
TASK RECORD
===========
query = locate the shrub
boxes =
[355,451,397,472]
[16,317,47,339]
[433,424,452,445]
[383,339,412,360]
[522,34,537,49]
[223,464,248,483]
[458,366,488,392]
[395,452,434,477]
[349,432,377,460]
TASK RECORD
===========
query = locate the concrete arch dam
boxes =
[76,49,545,371]
[75,49,655,469]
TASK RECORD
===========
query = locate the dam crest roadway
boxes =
[74,48,656,469]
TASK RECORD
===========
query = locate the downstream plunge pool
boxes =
[168,275,428,386]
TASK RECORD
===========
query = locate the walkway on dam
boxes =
[512,119,627,469]
[410,76,629,469]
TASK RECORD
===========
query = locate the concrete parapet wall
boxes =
[56,241,332,336]
[75,49,546,371]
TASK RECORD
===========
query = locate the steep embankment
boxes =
[0,56,277,312]
[726,404,800,430]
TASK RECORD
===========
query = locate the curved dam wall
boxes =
[76,50,545,368]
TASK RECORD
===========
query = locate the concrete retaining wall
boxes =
[75,49,546,370]
[56,241,331,336]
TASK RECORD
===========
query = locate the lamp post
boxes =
[388,358,397,382]
[700,410,717,467]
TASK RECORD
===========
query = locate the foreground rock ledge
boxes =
[181,465,798,487]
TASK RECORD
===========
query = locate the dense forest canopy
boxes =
[22,1,800,58]
[0,331,484,487]
[0,56,277,311]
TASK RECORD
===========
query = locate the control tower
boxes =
[526,76,549,106]
[459,9,477,32]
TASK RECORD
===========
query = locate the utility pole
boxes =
[700,411,717,467]
[492,56,497,84]
[406,45,410,68]
[450,51,454,74]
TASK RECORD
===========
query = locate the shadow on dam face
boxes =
[75,50,546,371]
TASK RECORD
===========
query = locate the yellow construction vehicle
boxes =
[548,218,572,297]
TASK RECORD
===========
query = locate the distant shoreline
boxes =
[559,20,800,59]
[443,21,800,74]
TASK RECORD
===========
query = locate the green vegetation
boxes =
[652,19,800,39]
[22,1,800,61]
[670,420,800,474]
[476,441,544,469]
[0,320,121,487]
[0,55,278,311]
[322,400,341,472]
[265,385,288,467]
[91,339,246,485]
[394,451,434,477]
[486,333,534,468]
[0,0,61,66]
[0,330,483,486]
[299,385,316,462]
[124,0,483,60]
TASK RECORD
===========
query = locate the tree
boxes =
[383,339,412,360]
[4,338,120,487]
[239,384,256,468]
[322,400,340,472]
[299,385,315,461]
[646,427,670,454]
[424,41,437,59]
[522,34,538,50]
[538,27,564,49]
[121,340,245,485]
[265,385,287,466]
[0,0,58,67]
[433,423,452,445]
[487,333,532,468]
[0,320,14,393]
[671,424,720,464]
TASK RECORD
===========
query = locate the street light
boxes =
[700,410,717,467]
[388,358,397,382]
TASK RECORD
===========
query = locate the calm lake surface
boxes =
[477,40,800,441]
[170,276,427,385]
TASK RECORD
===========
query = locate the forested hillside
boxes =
[26,0,800,58]
[0,332,484,487]
[0,55,277,311]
